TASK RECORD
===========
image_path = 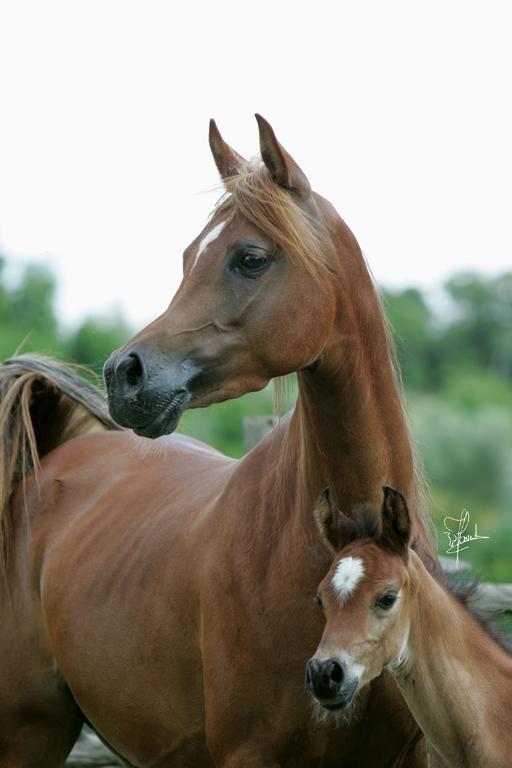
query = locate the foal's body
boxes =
[310,488,512,768]
[394,552,512,768]
[0,118,435,766]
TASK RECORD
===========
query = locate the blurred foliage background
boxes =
[1,254,510,581]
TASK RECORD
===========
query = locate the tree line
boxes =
[384,272,512,409]
[0,256,130,375]
[2,253,511,408]
[1,253,511,578]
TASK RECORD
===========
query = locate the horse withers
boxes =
[309,487,512,768]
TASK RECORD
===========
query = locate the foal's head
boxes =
[306,487,413,712]
[104,116,344,437]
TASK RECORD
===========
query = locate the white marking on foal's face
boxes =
[338,651,365,682]
[190,220,226,272]
[332,556,365,604]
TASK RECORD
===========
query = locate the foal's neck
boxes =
[397,553,512,767]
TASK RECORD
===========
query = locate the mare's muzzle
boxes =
[103,347,194,438]
[305,657,359,711]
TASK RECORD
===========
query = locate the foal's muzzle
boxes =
[103,347,194,438]
[305,657,359,711]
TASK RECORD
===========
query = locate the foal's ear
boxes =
[314,489,357,552]
[209,119,246,179]
[255,114,311,199]
[380,487,412,560]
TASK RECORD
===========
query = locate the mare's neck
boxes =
[285,212,418,530]
[395,552,512,767]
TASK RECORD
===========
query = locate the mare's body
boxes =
[0,117,436,766]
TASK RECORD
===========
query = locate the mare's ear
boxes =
[380,487,412,560]
[209,119,246,179]
[314,488,357,552]
[255,114,311,199]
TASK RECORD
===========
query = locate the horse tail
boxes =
[0,354,120,573]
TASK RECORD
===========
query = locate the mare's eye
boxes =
[237,250,269,275]
[375,592,398,610]
[314,594,324,609]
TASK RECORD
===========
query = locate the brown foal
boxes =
[310,487,512,768]
[0,117,437,766]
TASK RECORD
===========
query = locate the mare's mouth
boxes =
[132,391,190,438]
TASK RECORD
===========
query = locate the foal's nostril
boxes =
[305,659,318,688]
[307,657,346,700]
[116,351,146,394]
[328,660,344,685]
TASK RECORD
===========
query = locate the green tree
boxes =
[0,258,64,359]
[442,272,512,383]
[383,287,441,390]
[0,254,132,371]
[66,313,132,374]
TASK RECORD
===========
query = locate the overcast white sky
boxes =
[0,1,510,329]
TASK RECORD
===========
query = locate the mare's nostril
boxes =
[116,351,146,394]
[125,354,143,387]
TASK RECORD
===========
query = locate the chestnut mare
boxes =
[0,117,438,767]
[310,487,512,768]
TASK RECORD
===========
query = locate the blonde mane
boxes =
[216,161,333,278]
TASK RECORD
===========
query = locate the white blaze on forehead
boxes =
[332,556,365,604]
[190,220,226,272]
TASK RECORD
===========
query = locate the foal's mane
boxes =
[442,572,512,655]
[214,160,434,551]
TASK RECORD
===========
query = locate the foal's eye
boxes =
[237,250,270,276]
[314,594,324,609]
[375,593,398,610]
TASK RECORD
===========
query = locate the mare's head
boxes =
[306,487,413,712]
[104,115,341,437]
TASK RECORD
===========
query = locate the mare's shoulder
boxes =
[39,427,234,480]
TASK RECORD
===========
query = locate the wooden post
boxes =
[243,415,274,452]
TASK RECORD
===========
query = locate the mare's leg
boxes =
[0,594,83,766]
[210,757,280,768]
[0,692,83,768]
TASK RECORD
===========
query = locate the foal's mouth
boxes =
[319,698,353,711]
[133,390,190,438]
[312,680,359,712]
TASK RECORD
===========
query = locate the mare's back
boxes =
[18,429,237,559]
